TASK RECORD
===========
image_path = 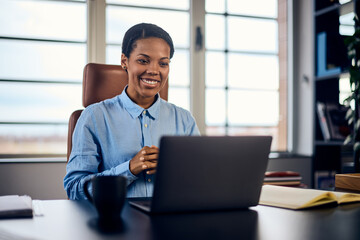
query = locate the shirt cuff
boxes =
[115,160,138,183]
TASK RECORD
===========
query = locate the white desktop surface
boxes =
[0,200,100,240]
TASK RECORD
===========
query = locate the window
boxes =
[205,0,287,151]
[0,0,288,157]
[0,0,86,155]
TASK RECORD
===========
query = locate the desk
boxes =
[1,200,360,240]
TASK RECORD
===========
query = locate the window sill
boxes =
[0,154,66,163]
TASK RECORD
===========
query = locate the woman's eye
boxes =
[137,59,148,64]
[159,62,169,67]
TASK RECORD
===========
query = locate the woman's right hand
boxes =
[129,145,159,176]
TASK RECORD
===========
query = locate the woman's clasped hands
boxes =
[129,145,159,175]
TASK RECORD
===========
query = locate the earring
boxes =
[123,65,126,70]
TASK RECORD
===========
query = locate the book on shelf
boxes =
[316,102,331,141]
[316,32,342,78]
[264,171,302,187]
[0,195,33,219]
[316,102,351,141]
[326,103,351,140]
[259,185,360,210]
[315,170,336,190]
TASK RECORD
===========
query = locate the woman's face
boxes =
[121,37,170,107]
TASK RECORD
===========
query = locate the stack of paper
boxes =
[263,171,302,187]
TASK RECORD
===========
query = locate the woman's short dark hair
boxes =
[122,23,175,59]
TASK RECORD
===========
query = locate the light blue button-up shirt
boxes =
[64,87,200,200]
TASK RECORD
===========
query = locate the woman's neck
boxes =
[126,89,157,109]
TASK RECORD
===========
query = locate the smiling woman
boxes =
[64,23,200,200]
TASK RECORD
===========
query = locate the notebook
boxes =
[0,195,33,219]
[129,135,272,213]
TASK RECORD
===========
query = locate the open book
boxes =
[259,185,360,210]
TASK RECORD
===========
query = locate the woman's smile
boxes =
[140,77,160,87]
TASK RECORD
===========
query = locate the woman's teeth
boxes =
[142,79,158,85]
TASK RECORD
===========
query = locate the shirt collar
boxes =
[119,85,160,119]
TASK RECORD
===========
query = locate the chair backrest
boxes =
[67,63,169,161]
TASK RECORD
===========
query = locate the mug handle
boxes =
[83,178,93,202]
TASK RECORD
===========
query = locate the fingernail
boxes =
[142,150,146,154]
[142,165,147,169]
[146,171,150,174]
[140,157,144,161]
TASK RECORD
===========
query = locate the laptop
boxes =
[129,135,272,213]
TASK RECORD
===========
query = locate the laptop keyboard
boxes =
[132,200,151,207]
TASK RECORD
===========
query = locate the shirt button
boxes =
[148,179,151,182]
[143,110,146,115]
[144,124,148,128]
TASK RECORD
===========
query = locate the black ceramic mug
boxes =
[83,175,127,222]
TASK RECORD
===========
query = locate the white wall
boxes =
[291,0,314,155]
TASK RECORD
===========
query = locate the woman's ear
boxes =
[121,53,128,70]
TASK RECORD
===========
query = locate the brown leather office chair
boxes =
[67,63,169,162]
